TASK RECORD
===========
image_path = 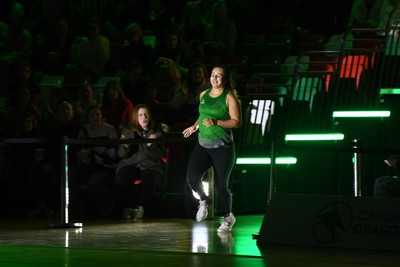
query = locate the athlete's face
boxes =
[210,67,224,89]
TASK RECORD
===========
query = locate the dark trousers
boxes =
[115,165,162,209]
[187,141,235,214]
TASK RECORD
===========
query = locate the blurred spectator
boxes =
[35,18,75,75]
[145,62,188,125]
[14,112,58,218]
[7,61,41,109]
[3,86,42,137]
[374,154,400,197]
[0,2,33,64]
[203,1,237,58]
[179,62,209,123]
[144,0,175,37]
[181,39,205,68]
[45,100,82,140]
[70,17,110,82]
[4,112,47,215]
[177,1,207,44]
[73,82,98,125]
[120,22,154,76]
[154,27,185,66]
[120,61,150,104]
[378,0,400,30]
[101,80,134,130]
[26,0,68,36]
[13,112,43,138]
[348,0,384,28]
[41,88,63,130]
[69,105,119,219]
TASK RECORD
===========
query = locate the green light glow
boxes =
[236,157,297,165]
[332,111,391,117]
[285,133,344,141]
[380,88,400,95]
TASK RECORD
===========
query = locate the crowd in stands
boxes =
[0,0,397,219]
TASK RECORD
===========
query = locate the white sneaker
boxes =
[217,213,236,232]
[196,199,209,222]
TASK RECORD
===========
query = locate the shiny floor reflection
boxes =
[0,215,399,267]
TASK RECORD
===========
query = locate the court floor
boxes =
[0,213,399,267]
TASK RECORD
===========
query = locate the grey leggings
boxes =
[187,141,235,214]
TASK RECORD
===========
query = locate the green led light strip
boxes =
[236,157,297,165]
[380,88,400,95]
[285,133,344,141]
[332,111,391,117]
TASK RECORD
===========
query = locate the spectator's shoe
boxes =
[217,213,236,232]
[134,206,144,220]
[196,199,210,222]
[123,208,138,220]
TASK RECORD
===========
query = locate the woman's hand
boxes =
[120,134,129,149]
[385,154,400,167]
[182,125,198,138]
[202,118,216,127]
[147,133,157,147]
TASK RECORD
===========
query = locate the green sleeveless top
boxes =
[198,88,233,148]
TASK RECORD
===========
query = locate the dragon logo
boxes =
[312,201,353,244]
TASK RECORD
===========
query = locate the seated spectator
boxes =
[374,154,400,197]
[101,80,134,130]
[69,105,119,219]
[154,27,185,66]
[70,17,110,82]
[7,60,41,110]
[3,86,42,137]
[177,1,207,44]
[13,112,43,138]
[17,112,58,218]
[203,1,237,58]
[120,61,150,105]
[145,62,188,125]
[115,104,168,220]
[120,22,154,76]
[348,0,384,28]
[41,88,63,130]
[0,2,33,64]
[179,62,209,123]
[73,82,98,125]
[151,56,187,79]
[378,0,400,30]
[181,39,206,68]
[45,100,82,144]
[4,112,48,215]
[36,18,75,75]
[143,0,174,37]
